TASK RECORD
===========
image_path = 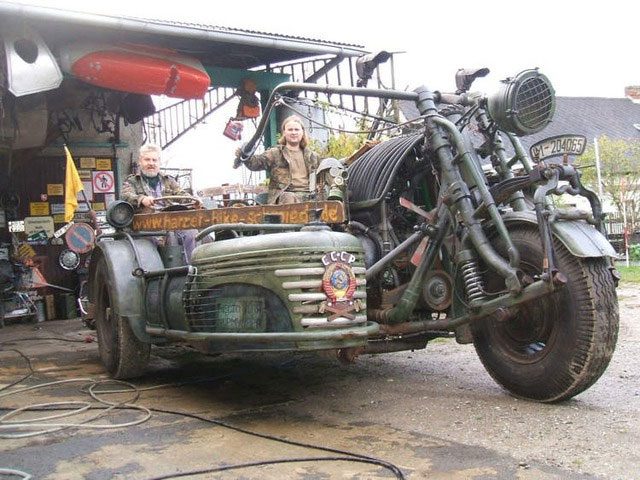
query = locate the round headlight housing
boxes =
[59,249,80,270]
[106,200,135,229]
[487,69,556,136]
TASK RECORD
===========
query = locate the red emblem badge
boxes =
[321,251,358,320]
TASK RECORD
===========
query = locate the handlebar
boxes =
[237,82,421,162]
[235,82,483,164]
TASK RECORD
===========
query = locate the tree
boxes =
[576,135,640,227]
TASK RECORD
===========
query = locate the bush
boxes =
[630,243,640,262]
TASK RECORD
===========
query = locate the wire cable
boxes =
[0,336,94,345]
[0,349,34,392]
[144,406,406,479]
[0,378,151,439]
[0,468,31,479]
[148,456,404,479]
[275,96,425,136]
[0,352,405,478]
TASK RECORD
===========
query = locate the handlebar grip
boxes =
[435,91,474,106]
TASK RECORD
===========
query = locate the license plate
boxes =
[529,134,587,162]
[213,296,266,332]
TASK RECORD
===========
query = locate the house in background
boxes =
[399,86,640,253]
[524,87,640,148]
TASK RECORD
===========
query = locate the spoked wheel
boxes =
[94,257,150,378]
[472,226,619,402]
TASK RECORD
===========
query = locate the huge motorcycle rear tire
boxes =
[94,257,150,379]
[472,226,618,402]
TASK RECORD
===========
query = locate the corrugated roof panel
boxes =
[128,16,365,50]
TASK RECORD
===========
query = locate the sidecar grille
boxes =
[183,248,367,332]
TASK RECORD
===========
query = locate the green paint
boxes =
[205,66,290,91]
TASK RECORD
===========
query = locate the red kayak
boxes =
[59,43,210,99]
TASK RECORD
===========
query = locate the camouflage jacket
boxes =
[121,173,187,213]
[243,145,319,204]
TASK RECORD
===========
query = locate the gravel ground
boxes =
[0,283,637,479]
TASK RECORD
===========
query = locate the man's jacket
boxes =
[243,145,319,204]
[121,173,186,213]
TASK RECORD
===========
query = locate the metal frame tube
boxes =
[146,322,380,343]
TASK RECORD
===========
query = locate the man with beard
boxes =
[121,144,198,261]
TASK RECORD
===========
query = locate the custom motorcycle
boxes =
[91,68,618,403]
[238,68,619,402]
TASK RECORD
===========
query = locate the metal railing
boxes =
[143,54,398,150]
[144,87,236,149]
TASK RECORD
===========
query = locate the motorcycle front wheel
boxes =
[94,257,150,379]
[472,226,619,402]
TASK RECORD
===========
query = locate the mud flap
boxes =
[89,238,164,342]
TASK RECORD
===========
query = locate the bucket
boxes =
[35,297,46,322]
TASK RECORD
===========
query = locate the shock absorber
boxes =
[457,250,485,306]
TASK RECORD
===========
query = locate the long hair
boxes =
[277,115,309,149]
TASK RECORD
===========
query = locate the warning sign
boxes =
[92,171,115,193]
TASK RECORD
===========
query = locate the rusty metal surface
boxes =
[132,201,345,231]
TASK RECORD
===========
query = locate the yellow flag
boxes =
[64,145,84,222]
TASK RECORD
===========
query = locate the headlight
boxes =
[106,200,134,229]
[59,249,80,270]
[487,69,556,136]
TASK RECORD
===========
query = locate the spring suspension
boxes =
[460,258,485,304]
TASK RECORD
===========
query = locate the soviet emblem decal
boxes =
[321,251,358,320]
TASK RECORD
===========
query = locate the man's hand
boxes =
[140,196,155,208]
[233,146,246,169]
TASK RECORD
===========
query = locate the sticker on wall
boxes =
[79,181,93,201]
[53,214,66,223]
[24,216,55,237]
[29,202,50,216]
[80,157,96,169]
[92,202,106,211]
[92,171,115,193]
[17,243,36,259]
[104,193,116,207]
[50,203,65,215]
[47,184,64,196]
[96,158,112,170]
[79,169,92,180]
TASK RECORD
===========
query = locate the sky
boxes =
[8,0,640,190]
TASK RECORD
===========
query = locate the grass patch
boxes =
[617,266,640,284]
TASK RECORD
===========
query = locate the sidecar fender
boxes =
[88,237,164,341]
[500,211,617,258]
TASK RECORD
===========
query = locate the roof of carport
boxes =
[0,1,369,69]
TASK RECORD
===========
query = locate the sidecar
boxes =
[88,200,377,378]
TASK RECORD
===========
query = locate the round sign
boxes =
[65,222,96,254]
[93,171,115,193]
